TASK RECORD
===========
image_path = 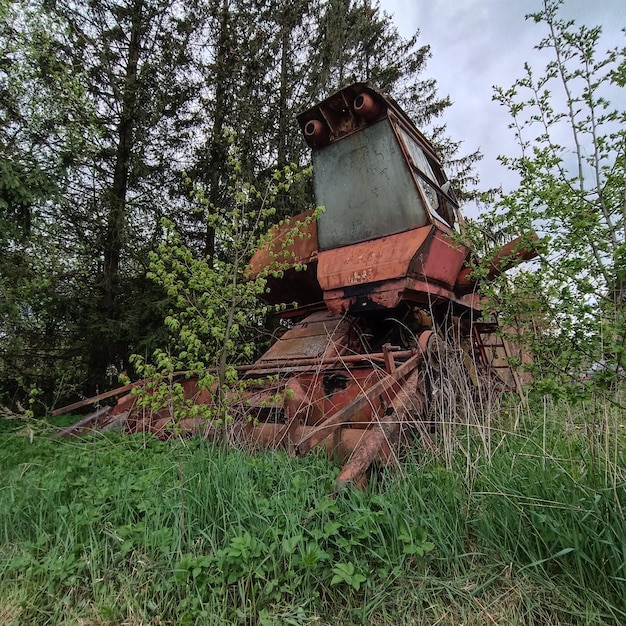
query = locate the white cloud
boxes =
[379,0,625,206]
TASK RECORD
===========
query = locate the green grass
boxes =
[0,397,625,625]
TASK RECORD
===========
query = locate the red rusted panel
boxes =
[322,279,407,313]
[248,210,318,276]
[317,225,473,314]
[410,228,468,288]
[257,311,353,362]
[317,226,432,291]
[248,210,322,308]
[323,276,482,316]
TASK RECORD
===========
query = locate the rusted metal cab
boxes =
[251,83,482,316]
[298,83,461,245]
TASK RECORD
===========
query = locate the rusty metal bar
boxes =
[245,349,415,371]
[53,348,416,422]
[51,383,146,416]
[382,343,397,374]
[295,351,421,455]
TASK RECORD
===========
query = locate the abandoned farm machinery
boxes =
[55,83,536,488]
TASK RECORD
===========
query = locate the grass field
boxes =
[1,394,625,625]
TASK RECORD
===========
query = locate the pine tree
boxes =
[0,0,100,406]
[36,0,207,393]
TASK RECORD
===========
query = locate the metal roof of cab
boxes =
[296,82,441,166]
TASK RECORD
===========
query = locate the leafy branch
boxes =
[128,132,322,431]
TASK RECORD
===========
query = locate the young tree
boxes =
[130,137,318,429]
[482,0,625,391]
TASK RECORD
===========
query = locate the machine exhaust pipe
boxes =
[303,119,330,148]
[353,92,382,122]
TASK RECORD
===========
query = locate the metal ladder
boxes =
[472,322,524,397]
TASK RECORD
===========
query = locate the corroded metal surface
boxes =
[256,311,353,362]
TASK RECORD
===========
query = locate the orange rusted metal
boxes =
[248,210,322,309]
[318,228,431,290]
[248,210,318,275]
[317,225,483,314]
[334,416,400,489]
[247,423,396,465]
[295,351,422,455]
[456,232,540,290]
[485,233,540,281]
[334,367,423,489]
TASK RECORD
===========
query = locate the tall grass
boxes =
[1,393,625,625]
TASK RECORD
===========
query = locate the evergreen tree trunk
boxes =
[277,22,290,168]
[204,0,231,262]
[90,0,143,390]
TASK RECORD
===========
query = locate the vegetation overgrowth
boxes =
[477,0,626,392]
[1,394,624,625]
[1,2,625,624]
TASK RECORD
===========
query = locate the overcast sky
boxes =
[378,0,625,209]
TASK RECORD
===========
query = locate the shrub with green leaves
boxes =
[127,133,321,428]
[477,0,626,394]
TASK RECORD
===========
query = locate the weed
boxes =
[1,392,625,624]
